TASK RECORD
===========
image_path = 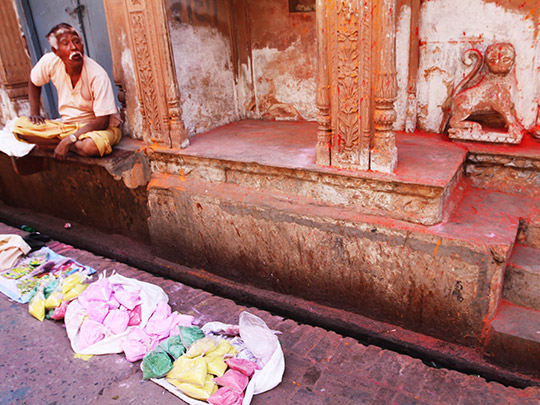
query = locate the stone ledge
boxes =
[148,121,467,225]
[0,138,151,243]
[461,133,540,199]
[13,137,150,189]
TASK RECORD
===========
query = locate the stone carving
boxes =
[317,0,398,172]
[315,0,331,165]
[131,12,164,136]
[446,43,524,144]
[371,0,398,172]
[332,0,363,168]
[103,0,188,148]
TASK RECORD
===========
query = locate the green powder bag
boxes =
[142,347,173,380]
[179,326,205,350]
[159,334,186,360]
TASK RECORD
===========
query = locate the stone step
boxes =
[148,121,467,225]
[503,245,540,310]
[486,301,540,376]
[147,172,521,347]
[463,133,540,200]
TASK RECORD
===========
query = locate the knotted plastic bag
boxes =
[170,374,217,401]
[208,387,244,405]
[159,334,186,360]
[142,347,174,380]
[166,356,207,388]
[179,326,205,350]
[213,369,249,393]
[28,288,46,321]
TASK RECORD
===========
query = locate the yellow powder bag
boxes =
[61,273,85,294]
[170,374,217,401]
[29,295,46,321]
[167,356,207,388]
[205,355,228,377]
[44,291,64,309]
[63,283,88,301]
[184,337,217,358]
[206,339,237,357]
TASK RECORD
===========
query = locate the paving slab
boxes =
[0,222,539,404]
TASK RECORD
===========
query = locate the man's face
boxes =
[52,30,84,68]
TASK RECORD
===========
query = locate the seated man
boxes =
[13,23,121,159]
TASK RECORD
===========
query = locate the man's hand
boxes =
[29,115,46,125]
[53,137,72,160]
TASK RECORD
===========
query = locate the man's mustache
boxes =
[69,51,82,60]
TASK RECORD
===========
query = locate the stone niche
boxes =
[408,0,540,136]
[165,0,318,136]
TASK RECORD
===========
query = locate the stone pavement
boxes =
[1,223,539,404]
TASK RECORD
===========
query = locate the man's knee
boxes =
[73,138,100,157]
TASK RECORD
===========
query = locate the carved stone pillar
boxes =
[0,1,31,113]
[317,0,398,173]
[315,0,331,166]
[371,0,398,172]
[104,0,188,148]
[327,0,369,171]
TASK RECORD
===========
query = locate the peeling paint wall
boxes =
[169,21,238,135]
[0,87,30,127]
[167,0,238,135]
[166,0,317,136]
[247,0,317,121]
[0,87,16,126]
[409,0,540,133]
[120,43,143,139]
[395,4,412,131]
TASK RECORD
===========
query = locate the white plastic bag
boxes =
[153,311,285,405]
[239,311,285,397]
[65,273,168,355]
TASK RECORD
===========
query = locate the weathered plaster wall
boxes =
[167,0,238,135]
[0,154,150,243]
[247,1,317,121]
[147,173,506,346]
[166,0,317,136]
[169,21,238,135]
[410,0,540,133]
[395,3,412,131]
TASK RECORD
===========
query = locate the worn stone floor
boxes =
[1,222,539,404]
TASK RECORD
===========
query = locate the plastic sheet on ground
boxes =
[152,311,285,405]
[0,247,96,303]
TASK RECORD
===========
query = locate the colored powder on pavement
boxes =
[74,353,94,361]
